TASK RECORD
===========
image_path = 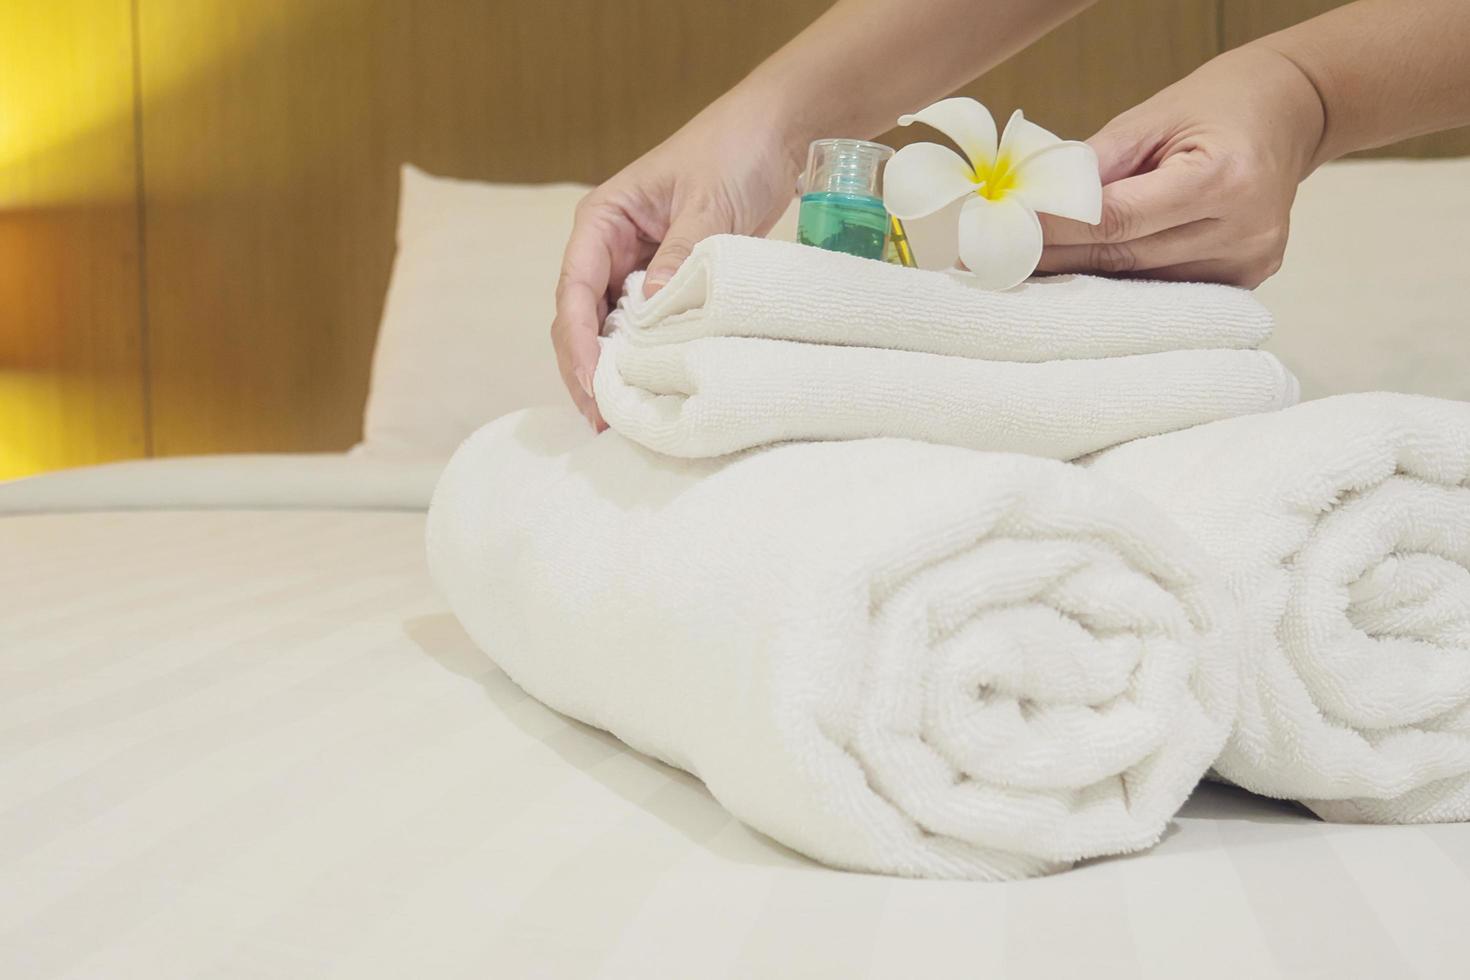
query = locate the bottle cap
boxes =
[800,139,894,198]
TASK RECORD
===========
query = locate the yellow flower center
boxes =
[972,155,1018,201]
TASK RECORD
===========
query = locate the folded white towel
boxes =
[613,235,1276,360]
[596,236,1297,459]
[597,333,1297,460]
[428,408,1238,879]
[1092,393,1470,823]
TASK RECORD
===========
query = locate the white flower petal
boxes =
[956,194,1043,291]
[898,97,997,170]
[903,196,965,270]
[996,109,1063,167]
[882,142,977,220]
[1010,141,1102,223]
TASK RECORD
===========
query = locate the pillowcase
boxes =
[357,166,978,460]
[357,165,588,459]
[1258,157,1470,403]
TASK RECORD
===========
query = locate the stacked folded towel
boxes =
[428,409,1238,879]
[594,235,1298,459]
[1092,393,1470,823]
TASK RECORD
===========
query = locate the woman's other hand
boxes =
[1038,45,1324,287]
[551,102,802,430]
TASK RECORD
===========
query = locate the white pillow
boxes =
[359,165,989,459]
[356,166,972,460]
[1259,157,1470,402]
[357,165,588,459]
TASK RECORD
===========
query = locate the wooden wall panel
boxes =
[0,0,146,478]
[1223,0,1470,158]
[8,0,1464,473]
[135,0,1217,457]
[134,0,831,457]
[893,0,1219,150]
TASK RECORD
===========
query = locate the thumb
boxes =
[643,203,732,298]
[1088,118,1159,185]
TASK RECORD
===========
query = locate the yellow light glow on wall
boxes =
[0,0,294,202]
[0,5,138,206]
[0,0,145,479]
[0,1,304,478]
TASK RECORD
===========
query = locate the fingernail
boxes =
[576,368,595,401]
[642,274,668,298]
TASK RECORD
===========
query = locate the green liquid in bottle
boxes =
[796,191,890,260]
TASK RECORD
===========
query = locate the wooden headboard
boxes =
[3,0,1466,477]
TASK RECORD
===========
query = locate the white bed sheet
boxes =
[3,478,1470,979]
[0,453,444,515]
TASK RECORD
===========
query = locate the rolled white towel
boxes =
[596,237,1297,459]
[427,408,1238,879]
[613,235,1275,360]
[1092,393,1470,823]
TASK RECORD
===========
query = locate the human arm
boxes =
[552,0,1098,427]
[1037,0,1470,285]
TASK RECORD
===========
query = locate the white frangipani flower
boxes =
[883,98,1102,290]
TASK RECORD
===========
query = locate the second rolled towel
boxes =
[1093,393,1470,823]
[595,236,1298,459]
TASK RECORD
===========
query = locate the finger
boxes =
[552,211,616,429]
[607,236,658,303]
[1135,259,1276,289]
[1040,155,1214,247]
[1037,218,1220,276]
[752,195,797,239]
[1126,260,1237,285]
[643,201,732,298]
[1088,121,1156,185]
[552,283,607,431]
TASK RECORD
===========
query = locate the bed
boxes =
[3,159,1468,979]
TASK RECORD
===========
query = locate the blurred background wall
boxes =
[3,0,1466,478]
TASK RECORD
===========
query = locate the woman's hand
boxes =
[1037,44,1325,287]
[551,102,803,429]
[549,0,1113,426]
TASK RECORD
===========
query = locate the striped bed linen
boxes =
[3,507,1469,979]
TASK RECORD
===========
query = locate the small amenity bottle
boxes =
[797,139,895,261]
